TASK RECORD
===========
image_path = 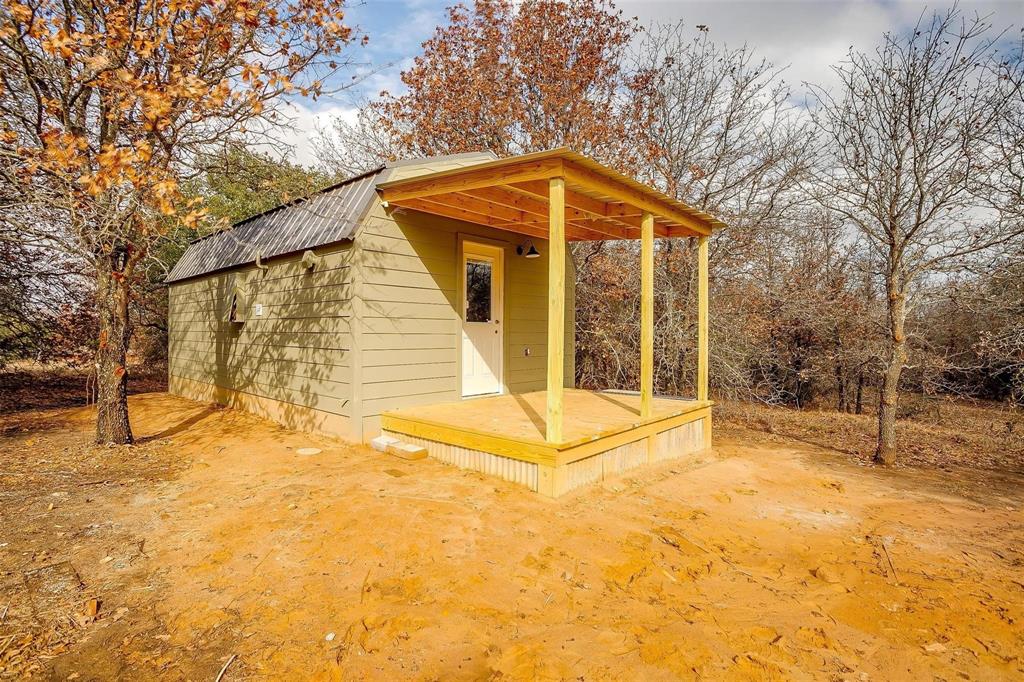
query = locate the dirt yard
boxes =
[1,393,1022,680]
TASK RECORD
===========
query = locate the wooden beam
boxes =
[463,186,632,240]
[503,181,621,224]
[464,184,622,240]
[605,202,674,236]
[512,180,674,238]
[697,235,709,401]
[378,158,564,202]
[667,226,703,239]
[606,202,642,218]
[444,191,529,224]
[565,222,628,241]
[640,212,654,418]
[546,177,566,443]
[391,198,549,239]
[606,204,675,229]
[489,217,614,242]
[378,150,719,237]
[461,186,549,218]
[563,161,711,236]
[509,180,646,233]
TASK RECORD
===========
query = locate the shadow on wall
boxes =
[171,203,551,440]
[357,208,464,425]
[171,241,354,438]
[359,204,557,423]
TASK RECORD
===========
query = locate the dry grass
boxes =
[717,395,1024,474]
[1,393,1022,678]
[0,364,166,418]
[0,402,187,677]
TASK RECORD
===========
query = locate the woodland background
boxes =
[1,0,1021,462]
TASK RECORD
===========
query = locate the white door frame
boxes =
[460,240,505,398]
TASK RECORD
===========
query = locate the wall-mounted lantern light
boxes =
[516,240,540,259]
[301,249,322,271]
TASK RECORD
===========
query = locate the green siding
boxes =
[167,152,577,443]
[167,241,354,423]
[350,198,576,437]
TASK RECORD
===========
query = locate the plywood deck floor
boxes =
[382,389,710,451]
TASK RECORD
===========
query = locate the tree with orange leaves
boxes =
[352,0,643,167]
[0,0,364,443]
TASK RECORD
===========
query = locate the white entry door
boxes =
[462,242,504,397]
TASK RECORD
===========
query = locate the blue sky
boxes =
[280,0,1023,165]
[343,0,452,99]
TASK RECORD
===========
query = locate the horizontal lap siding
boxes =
[505,235,551,394]
[168,243,354,423]
[355,205,460,429]
[167,153,579,443]
[168,350,350,384]
[171,324,352,343]
[353,195,576,436]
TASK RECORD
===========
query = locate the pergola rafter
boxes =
[377,148,724,443]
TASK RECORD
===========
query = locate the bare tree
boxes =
[314,103,402,177]
[980,33,1024,225]
[976,260,1024,399]
[0,0,363,443]
[810,8,1024,464]
[633,24,814,218]
[603,23,818,400]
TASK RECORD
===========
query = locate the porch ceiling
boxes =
[376,148,726,241]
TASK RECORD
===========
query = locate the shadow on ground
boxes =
[1,392,1021,679]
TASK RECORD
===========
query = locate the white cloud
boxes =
[266,101,360,168]
[621,0,1021,97]
[284,0,1022,165]
[347,0,447,66]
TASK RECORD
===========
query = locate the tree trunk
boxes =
[833,329,847,412]
[855,369,864,415]
[835,362,847,412]
[875,280,907,465]
[95,250,134,445]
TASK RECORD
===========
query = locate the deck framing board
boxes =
[381,393,712,468]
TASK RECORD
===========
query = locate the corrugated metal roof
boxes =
[165,167,384,283]
[166,148,725,284]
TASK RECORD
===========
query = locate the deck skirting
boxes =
[382,431,541,491]
[384,409,710,497]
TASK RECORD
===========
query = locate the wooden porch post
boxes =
[697,235,709,401]
[640,212,654,418]
[546,177,566,443]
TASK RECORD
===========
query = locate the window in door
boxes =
[465,258,493,322]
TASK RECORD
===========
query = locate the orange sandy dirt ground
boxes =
[1,393,1022,680]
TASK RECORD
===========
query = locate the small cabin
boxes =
[166,149,724,496]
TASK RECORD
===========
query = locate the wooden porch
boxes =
[382,389,712,496]
[376,148,722,496]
